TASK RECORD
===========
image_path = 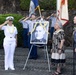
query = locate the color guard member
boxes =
[19,15,29,48]
[28,13,38,59]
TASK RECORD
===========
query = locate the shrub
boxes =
[20,0,76,11]
[20,0,30,10]
[39,0,56,10]
[0,14,23,48]
[20,0,56,10]
[68,0,76,9]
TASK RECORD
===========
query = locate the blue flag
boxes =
[32,0,39,9]
[29,0,39,17]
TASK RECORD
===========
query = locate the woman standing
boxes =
[51,20,65,75]
[0,16,18,70]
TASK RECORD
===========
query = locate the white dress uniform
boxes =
[1,24,18,70]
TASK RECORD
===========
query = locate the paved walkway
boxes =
[0,47,74,75]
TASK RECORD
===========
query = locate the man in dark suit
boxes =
[73,16,76,75]
[73,16,76,52]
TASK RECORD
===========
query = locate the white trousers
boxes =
[3,38,16,70]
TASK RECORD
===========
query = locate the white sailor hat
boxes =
[6,16,14,21]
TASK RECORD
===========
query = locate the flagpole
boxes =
[56,0,59,20]
[56,0,58,16]
[38,6,42,18]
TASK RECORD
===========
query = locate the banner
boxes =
[29,0,40,17]
[57,0,69,25]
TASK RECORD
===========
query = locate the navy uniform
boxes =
[46,14,57,49]
[49,14,57,39]
[28,19,38,59]
[19,18,29,48]
[0,16,18,70]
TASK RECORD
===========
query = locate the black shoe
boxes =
[29,57,33,59]
[23,46,28,48]
[22,46,26,48]
[29,56,38,60]
[33,57,38,60]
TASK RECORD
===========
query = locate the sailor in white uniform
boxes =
[0,16,18,70]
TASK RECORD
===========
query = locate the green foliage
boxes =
[20,0,56,10]
[20,0,30,10]
[20,0,76,11]
[39,0,56,10]
[68,0,76,9]
[0,14,23,48]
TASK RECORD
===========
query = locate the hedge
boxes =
[0,14,23,48]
